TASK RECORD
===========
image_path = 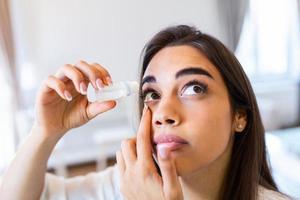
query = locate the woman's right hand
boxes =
[34,60,117,139]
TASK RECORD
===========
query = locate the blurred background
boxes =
[0,0,299,198]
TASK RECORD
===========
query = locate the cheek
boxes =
[184,100,233,165]
[186,98,232,136]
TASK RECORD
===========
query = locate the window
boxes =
[236,0,300,81]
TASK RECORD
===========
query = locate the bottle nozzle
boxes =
[87,81,139,102]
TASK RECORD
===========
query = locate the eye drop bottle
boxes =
[87,81,139,102]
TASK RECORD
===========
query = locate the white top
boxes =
[40,166,122,200]
[40,165,290,200]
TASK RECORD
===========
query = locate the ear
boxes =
[233,109,247,133]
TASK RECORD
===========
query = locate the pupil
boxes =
[151,93,158,99]
[193,86,202,93]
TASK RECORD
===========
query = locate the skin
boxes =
[145,45,235,176]
[0,60,117,200]
[0,46,247,200]
[118,45,247,200]
[116,106,183,200]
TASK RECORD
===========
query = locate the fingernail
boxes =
[106,76,112,85]
[143,104,148,114]
[64,90,72,101]
[157,145,169,160]
[80,82,87,95]
[96,79,104,90]
[152,153,159,164]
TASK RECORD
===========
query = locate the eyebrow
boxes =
[141,67,214,87]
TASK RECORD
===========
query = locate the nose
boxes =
[155,118,176,125]
[153,98,180,127]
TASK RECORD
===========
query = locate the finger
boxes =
[42,75,72,101]
[136,105,153,162]
[55,64,87,95]
[157,145,183,200]
[75,60,109,90]
[86,100,117,119]
[116,150,125,174]
[120,138,137,167]
[92,63,113,85]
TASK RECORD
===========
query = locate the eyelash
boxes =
[140,79,208,101]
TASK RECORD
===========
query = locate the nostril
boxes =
[166,119,175,124]
[155,119,175,125]
[155,121,162,125]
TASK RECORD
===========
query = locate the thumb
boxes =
[157,145,183,200]
[86,100,116,119]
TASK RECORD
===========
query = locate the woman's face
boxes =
[141,45,235,176]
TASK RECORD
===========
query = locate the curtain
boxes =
[298,0,300,20]
[0,0,20,173]
[218,0,249,52]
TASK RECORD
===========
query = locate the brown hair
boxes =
[138,25,280,200]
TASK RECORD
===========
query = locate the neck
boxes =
[179,140,233,200]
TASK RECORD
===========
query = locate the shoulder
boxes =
[258,185,292,200]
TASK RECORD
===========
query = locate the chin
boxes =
[174,157,212,178]
[175,161,200,177]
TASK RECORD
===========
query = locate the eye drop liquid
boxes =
[87,81,139,102]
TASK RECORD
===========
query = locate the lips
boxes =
[153,134,188,152]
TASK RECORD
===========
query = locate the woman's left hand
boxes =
[116,105,184,200]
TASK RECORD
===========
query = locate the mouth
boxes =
[153,134,189,153]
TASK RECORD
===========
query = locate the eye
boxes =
[141,89,160,102]
[181,80,208,96]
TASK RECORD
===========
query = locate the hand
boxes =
[34,60,116,139]
[116,105,184,200]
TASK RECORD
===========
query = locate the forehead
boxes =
[144,45,222,82]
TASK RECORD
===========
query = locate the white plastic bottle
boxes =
[87,81,139,102]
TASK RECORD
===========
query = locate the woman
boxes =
[0,25,290,200]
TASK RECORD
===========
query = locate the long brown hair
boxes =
[138,25,280,200]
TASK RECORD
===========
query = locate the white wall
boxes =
[9,1,299,168]
[10,0,230,127]
[11,0,228,85]
[10,0,233,147]
[10,0,299,131]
